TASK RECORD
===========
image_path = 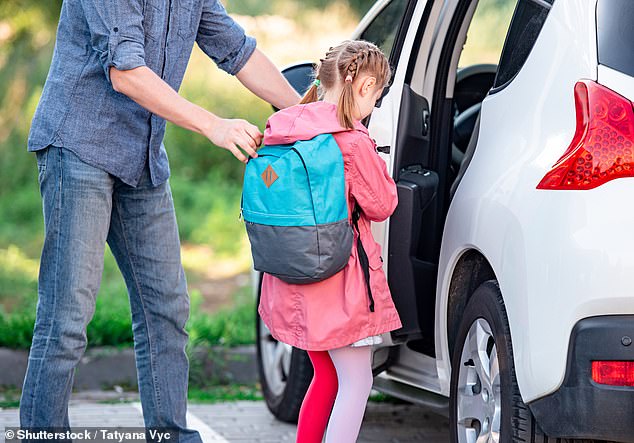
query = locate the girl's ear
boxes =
[359,76,377,97]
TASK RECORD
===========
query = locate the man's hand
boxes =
[110,66,263,162]
[204,118,263,163]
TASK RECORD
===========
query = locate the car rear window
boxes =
[492,0,553,89]
[597,0,634,78]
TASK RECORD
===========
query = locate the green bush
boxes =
[0,275,255,350]
[0,170,251,350]
[187,287,255,348]
[170,174,245,257]
[86,260,134,347]
[0,308,36,349]
[0,292,255,350]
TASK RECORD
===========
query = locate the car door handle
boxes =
[422,109,430,136]
[377,145,391,154]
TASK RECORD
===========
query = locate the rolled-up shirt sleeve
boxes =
[196,0,257,75]
[80,0,146,83]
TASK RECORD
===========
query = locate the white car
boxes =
[255,0,634,441]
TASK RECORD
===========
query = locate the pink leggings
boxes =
[296,346,374,443]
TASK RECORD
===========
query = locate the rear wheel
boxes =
[256,293,313,423]
[449,280,607,443]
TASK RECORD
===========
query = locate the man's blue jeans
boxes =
[19,146,202,443]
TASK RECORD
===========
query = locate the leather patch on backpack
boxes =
[262,165,279,188]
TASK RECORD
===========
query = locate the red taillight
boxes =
[537,80,634,190]
[592,361,634,386]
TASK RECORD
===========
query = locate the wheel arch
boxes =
[445,249,497,359]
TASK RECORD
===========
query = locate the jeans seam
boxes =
[28,147,63,425]
[113,195,163,421]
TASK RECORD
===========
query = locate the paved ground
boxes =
[0,398,450,442]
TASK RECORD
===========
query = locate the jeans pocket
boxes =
[36,147,49,184]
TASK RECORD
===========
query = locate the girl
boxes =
[258,40,402,443]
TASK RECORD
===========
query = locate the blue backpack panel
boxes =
[241,133,354,284]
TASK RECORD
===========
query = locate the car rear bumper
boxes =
[528,315,634,442]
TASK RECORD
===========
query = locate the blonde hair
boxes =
[300,40,392,129]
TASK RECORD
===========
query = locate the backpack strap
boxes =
[352,204,375,313]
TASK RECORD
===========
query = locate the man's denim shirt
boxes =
[28,0,256,186]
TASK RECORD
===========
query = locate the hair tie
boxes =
[345,75,353,83]
[313,79,320,87]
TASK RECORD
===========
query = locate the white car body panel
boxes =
[598,64,634,103]
[435,0,621,402]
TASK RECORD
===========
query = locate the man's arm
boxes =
[236,49,301,110]
[80,0,260,163]
[110,66,261,163]
[195,0,300,110]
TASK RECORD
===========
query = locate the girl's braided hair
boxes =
[300,40,391,129]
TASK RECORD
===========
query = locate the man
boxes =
[20,0,299,441]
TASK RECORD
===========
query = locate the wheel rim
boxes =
[456,318,502,443]
[259,316,293,397]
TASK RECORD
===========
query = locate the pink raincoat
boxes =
[257,101,402,351]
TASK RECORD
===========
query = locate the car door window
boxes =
[458,0,516,68]
[360,0,409,58]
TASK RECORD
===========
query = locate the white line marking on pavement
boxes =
[132,402,229,442]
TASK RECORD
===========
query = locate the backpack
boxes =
[241,133,354,284]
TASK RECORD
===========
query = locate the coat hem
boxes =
[260,310,402,351]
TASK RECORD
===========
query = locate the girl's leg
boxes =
[324,345,374,443]
[296,350,339,443]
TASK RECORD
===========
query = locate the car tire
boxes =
[449,280,605,443]
[256,294,313,423]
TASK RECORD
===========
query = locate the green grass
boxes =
[0,386,21,408]
[2,385,404,409]
[0,384,264,408]
[187,286,255,349]
[368,391,409,404]
[0,258,255,350]
[3,387,406,409]
[185,386,405,405]
[187,385,263,404]
[0,285,255,350]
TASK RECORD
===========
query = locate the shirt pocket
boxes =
[143,0,163,42]
[177,1,200,40]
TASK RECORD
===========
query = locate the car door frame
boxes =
[365,0,451,351]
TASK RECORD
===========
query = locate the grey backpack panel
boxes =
[246,219,353,284]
